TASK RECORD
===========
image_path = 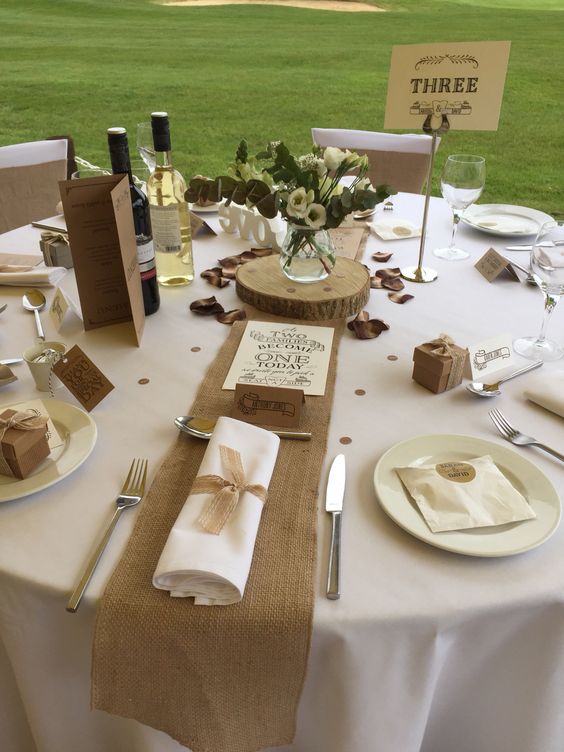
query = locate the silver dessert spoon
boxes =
[22,289,46,340]
[175,415,311,441]
[466,360,543,397]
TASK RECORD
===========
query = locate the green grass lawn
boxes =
[1,0,563,214]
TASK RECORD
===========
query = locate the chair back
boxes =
[0,139,67,233]
[311,128,439,194]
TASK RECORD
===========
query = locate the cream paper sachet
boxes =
[396,455,536,533]
[369,218,421,241]
[524,371,564,419]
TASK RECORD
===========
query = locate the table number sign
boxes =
[59,174,145,346]
[384,40,511,131]
[223,321,334,396]
[475,248,520,282]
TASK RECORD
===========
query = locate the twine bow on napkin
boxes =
[425,333,467,389]
[191,445,268,534]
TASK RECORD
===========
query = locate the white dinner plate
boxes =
[373,434,560,557]
[461,204,555,237]
[189,202,220,214]
[0,399,97,502]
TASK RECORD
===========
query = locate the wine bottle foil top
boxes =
[151,112,171,152]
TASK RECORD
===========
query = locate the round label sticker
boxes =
[435,461,476,483]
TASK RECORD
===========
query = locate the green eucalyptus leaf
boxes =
[231,181,248,205]
[256,192,278,219]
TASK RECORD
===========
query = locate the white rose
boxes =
[286,187,313,219]
[316,158,328,177]
[305,203,327,230]
[323,146,348,171]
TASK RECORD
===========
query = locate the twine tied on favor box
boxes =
[425,333,467,390]
[192,445,268,534]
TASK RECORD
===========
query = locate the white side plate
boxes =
[0,399,97,502]
[461,204,555,237]
[374,434,560,557]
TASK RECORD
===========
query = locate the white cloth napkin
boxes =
[0,265,66,287]
[153,417,280,605]
[525,371,564,418]
[369,218,421,241]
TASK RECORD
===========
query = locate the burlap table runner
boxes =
[92,317,344,752]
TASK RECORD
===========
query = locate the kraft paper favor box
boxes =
[0,409,50,479]
[40,232,73,269]
[412,338,468,394]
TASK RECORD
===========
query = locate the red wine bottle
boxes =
[107,127,160,315]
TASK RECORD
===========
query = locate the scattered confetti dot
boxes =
[138,378,150,385]
[387,355,399,361]
[286,287,296,293]
[335,272,346,279]
[323,287,332,292]
[339,436,352,445]
[191,347,201,352]
[354,389,366,396]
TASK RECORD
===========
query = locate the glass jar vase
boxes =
[279,223,336,284]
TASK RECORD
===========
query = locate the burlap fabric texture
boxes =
[92,317,343,752]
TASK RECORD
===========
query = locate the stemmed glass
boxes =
[136,122,156,172]
[434,154,486,261]
[514,221,564,361]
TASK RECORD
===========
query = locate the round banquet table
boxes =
[1,193,564,752]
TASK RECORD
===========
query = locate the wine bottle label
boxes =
[140,266,157,282]
[136,238,155,266]
[149,205,182,253]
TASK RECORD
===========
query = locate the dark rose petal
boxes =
[189,296,225,315]
[201,267,223,279]
[216,308,247,325]
[388,292,414,304]
[250,247,273,257]
[220,264,238,279]
[370,275,384,289]
[382,277,405,292]
[207,275,230,288]
[347,311,389,339]
[375,267,401,279]
[218,255,241,268]
[239,251,258,263]
[372,252,393,263]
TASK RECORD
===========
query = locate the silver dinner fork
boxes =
[66,458,148,613]
[489,409,564,463]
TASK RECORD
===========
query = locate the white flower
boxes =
[323,146,348,171]
[305,203,327,229]
[286,187,314,219]
[356,177,374,191]
[316,158,328,177]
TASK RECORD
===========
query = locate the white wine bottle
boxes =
[146,112,193,286]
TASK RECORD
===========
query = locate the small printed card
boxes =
[475,248,520,282]
[223,321,335,396]
[49,287,83,332]
[232,383,304,428]
[329,227,366,260]
[469,333,515,380]
[190,212,217,238]
[52,345,114,411]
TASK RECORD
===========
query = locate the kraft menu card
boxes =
[329,227,366,260]
[385,41,511,131]
[59,174,145,346]
[223,321,334,396]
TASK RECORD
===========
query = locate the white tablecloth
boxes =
[1,194,564,752]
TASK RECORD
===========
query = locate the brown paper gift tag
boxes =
[52,345,114,411]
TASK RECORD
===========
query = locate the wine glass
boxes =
[434,154,486,261]
[136,122,155,172]
[513,221,564,361]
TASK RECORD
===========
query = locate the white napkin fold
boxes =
[0,265,66,287]
[525,372,564,418]
[153,417,280,605]
[369,218,421,241]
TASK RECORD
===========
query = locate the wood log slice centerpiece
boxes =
[236,255,370,321]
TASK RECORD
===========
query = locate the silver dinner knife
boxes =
[0,358,23,365]
[505,241,564,251]
[325,453,346,600]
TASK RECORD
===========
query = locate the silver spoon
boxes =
[466,360,543,397]
[175,415,311,441]
[22,289,46,340]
